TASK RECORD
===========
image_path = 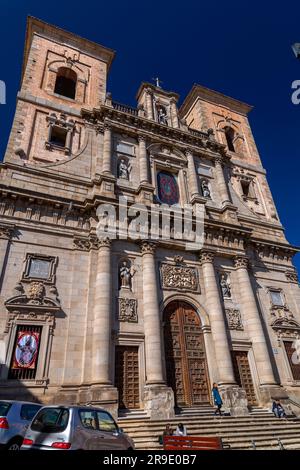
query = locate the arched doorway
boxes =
[163,301,210,407]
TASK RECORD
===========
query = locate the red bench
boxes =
[163,435,224,450]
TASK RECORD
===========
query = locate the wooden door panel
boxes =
[164,301,209,407]
[232,351,257,406]
[115,346,140,409]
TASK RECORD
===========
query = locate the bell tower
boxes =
[4,16,115,166]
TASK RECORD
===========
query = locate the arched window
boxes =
[54,67,77,99]
[157,171,179,205]
[224,126,235,152]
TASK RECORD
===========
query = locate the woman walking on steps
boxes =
[212,383,223,416]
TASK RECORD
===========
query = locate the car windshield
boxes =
[31,407,69,433]
[20,404,42,421]
[0,401,12,417]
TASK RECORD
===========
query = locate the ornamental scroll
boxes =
[160,263,199,292]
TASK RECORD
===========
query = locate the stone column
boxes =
[102,123,112,175]
[234,256,277,386]
[170,98,179,128]
[138,135,149,184]
[140,241,175,419]
[92,238,113,384]
[186,150,200,199]
[199,250,236,385]
[0,224,14,290]
[145,89,154,120]
[215,156,231,206]
[141,241,164,384]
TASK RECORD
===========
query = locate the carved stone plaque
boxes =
[225,308,243,330]
[118,298,138,323]
[160,263,199,292]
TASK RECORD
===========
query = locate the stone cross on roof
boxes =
[152,77,163,88]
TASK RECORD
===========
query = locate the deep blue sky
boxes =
[0,1,299,270]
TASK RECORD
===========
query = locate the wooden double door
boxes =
[115,346,140,409]
[164,301,210,407]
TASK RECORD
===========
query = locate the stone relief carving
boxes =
[160,263,199,292]
[28,282,45,303]
[225,308,243,330]
[5,281,61,310]
[118,298,138,323]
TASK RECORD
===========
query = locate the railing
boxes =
[188,127,209,139]
[112,101,138,116]
[111,101,209,140]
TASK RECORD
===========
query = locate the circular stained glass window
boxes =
[157,171,179,205]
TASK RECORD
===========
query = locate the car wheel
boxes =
[6,438,22,451]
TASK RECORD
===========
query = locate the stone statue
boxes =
[118,159,129,180]
[119,261,133,289]
[157,106,168,125]
[220,273,231,298]
[201,180,211,198]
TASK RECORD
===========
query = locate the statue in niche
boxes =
[201,179,211,198]
[118,159,130,180]
[220,273,231,298]
[119,261,135,290]
[157,106,168,125]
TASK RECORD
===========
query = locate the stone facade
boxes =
[0,17,300,419]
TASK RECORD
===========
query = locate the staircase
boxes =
[118,406,300,450]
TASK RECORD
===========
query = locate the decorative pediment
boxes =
[271,317,300,331]
[5,282,61,312]
[148,143,187,164]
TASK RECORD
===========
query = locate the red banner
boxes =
[12,331,40,370]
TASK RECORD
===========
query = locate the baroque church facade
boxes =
[0,17,300,419]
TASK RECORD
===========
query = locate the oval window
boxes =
[157,171,179,205]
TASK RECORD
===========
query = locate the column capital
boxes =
[145,87,153,96]
[0,223,15,240]
[214,155,223,166]
[285,270,299,283]
[140,240,157,255]
[199,250,215,265]
[103,121,112,131]
[98,237,112,249]
[138,134,147,143]
[185,149,193,157]
[233,255,249,269]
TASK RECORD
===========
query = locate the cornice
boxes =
[81,106,227,159]
[135,82,180,101]
[179,84,253,119]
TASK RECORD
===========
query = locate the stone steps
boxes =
[118,410,300,450]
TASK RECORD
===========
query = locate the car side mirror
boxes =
[118,427,123,434]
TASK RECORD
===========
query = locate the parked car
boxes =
[0,400,42,450]
[21,405,135,450]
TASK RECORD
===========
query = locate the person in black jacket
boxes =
[272,400,286,418]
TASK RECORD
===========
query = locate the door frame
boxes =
[231,341,260,406]
[113,333,145,409]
